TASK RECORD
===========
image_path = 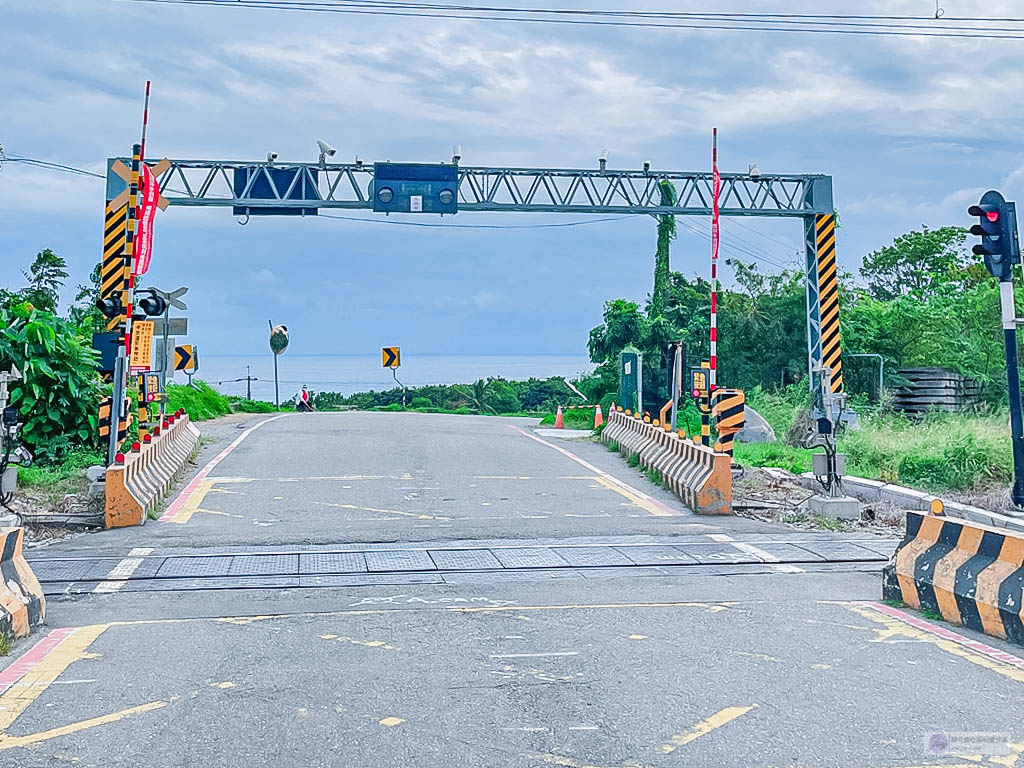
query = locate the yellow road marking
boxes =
[167,477,252,525]
[592,475,671,517]
[627,634,647,640]
[209,681,235,689]
[842,603,1024,685]
[320,634,400,651]
[310,500,450,521]
[0,701,166,751]
[0,624,109,733]
[378,716,404,727]
[659,705,757,754]
[736,651,781,663]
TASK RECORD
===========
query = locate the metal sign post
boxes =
[269,322,289,408]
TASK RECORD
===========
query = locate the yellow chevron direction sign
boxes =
[174,344,197,372]
[381,346,401,368]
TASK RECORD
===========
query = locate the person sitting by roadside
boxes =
[296,385,315,412]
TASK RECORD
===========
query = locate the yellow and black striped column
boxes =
[711,388,746,456]
[815,214,843,393]
[100,200,129,333]
[98,397,128,443]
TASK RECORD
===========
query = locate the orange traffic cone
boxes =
[554,406,565,429]
[594,404,604,428]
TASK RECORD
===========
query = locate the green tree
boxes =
[69,264,105,333]
[588,299,647,365]
[860,226,982,300]
[20,249,69,314]
[650,181,677,320]
[482,378,521,414]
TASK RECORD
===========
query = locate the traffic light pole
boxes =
[1000,282,1024,507]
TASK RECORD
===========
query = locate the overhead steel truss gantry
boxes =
[99,155,843,458]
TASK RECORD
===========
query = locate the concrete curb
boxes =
[105,411,201,528]
[603,408,732,515]
[882,511,1024,646]
[0,527,45,640]
[793,472,1024,534]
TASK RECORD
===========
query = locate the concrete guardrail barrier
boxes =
[883,510,1024,646]
[602,407,732,515]
[105,410,201,528]
[0,527,45,640]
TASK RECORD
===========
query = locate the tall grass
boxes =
[841,409,1011,491]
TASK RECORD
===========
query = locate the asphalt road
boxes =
[4,412,1023,767]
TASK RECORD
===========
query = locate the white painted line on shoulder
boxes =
[159,414,287,522]
[510,427,681,517]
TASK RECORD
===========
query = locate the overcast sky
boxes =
[2,1,1023,356]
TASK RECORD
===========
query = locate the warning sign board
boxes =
[130,320,154,374]
[381,346,400,368]
[174,345,197,372]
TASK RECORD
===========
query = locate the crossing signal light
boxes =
[136,289,168,317]
[96,296,123,319]
[969,190,1020,282]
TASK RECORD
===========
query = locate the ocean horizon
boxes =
[194,353,594,402]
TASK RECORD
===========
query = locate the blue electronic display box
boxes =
[372,163,458,215]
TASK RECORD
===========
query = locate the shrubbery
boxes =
[0,303,103,462]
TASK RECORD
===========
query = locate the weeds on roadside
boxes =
[627,453,640,468]
[0,631,11,656]
[606,440,619,452]
[813,515,846,532]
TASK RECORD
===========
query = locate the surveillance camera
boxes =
[267,151,278,163]
[355,155,363,167]
[317,139,336,157]
[643,160,651,173]
[748,163,761,178]
[598,149,608,172]
[452,144,462,165]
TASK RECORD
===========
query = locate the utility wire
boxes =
[123,0,1024,38]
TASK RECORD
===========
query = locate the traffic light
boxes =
[136,289,167,316]
[96,296,123,319]
[969,190,1020,282]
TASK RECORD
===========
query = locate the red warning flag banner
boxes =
[133,164,159,276]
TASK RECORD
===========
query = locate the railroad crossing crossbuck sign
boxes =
[381,347,401,369]
[174,344,198,372]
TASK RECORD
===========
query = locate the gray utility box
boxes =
[812,452,846,477]
[2,465,17,493]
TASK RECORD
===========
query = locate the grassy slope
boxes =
[738,387,1012,493]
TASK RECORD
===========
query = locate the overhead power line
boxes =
[123,0,1024,39]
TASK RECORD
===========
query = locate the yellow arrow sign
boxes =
[381,347,400,368]
[174,344,197,372]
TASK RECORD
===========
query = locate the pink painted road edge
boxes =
[861,601,1024,671]
[158,414,286,522]
[0,627,78,694]
[510,426,680,516]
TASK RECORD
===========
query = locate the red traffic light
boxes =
[987,210,1000,222]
